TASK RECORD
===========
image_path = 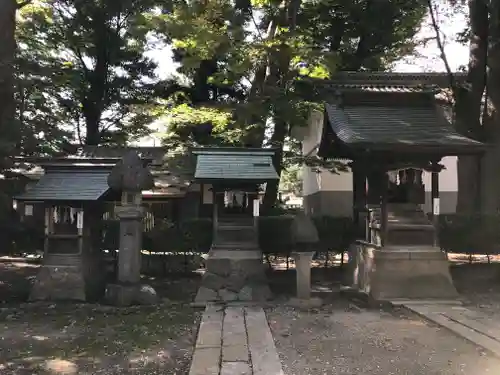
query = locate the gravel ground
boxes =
[267,301,500,375]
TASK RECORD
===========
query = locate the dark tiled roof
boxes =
[192,148,279,181]
[324,101,484,152]
[312,71,465,87]
[302,72,465,98]
[15,168,112,201]
[80,146,165,164]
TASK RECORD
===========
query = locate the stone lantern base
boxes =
[30,253,105,302]
[105,283,158,306]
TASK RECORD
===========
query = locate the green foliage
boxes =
[279,164,303,196]
[312,216,356,254]
[16,0,166,146]
[157,0,428,208]
[180,218,214,252]
[146,218,214,253]
[437,214,500,255]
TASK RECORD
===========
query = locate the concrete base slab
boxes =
[371,248,459,300]
[390,299,463,306]
[349,242,459,301]
[404,303,500,357]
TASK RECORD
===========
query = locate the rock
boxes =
[105,284,137,306]
[136,284,158,305]
[238,286,253,301]
[195,286,218,302]
[202,272,226,291]
[251,284,273,301]
[225,274,246,292]
[219,288,238,302]
[206,258,231,277]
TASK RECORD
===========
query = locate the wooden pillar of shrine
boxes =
[430,161,440,247]
[352,161,367,239]
[212,188,218,242]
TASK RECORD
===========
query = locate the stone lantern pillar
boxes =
[105,151,158,306]
[289,211,322,308]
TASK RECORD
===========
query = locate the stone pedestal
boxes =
[292,252,314,299]
[347,202,459,301]
[288,252,323,309]
[368,246,458,300]
[30,253,105,302]
[195,249,272,303]
[105,205,158,306]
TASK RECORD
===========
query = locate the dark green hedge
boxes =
[11,212,500,257]
[437,214,500,255]
[77,214,500,256]
[258,215,355,255]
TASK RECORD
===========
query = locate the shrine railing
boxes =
[365,206,382,246]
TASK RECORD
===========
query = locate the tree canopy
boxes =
[0,0,438,207]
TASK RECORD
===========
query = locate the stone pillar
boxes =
[115,203,143,285]
[288,212,322,308]
[105,151,158,306]
[293,252,314,299]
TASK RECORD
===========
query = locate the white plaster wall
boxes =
[202,184,213,204]
[421,156,457,192]
[302,110,323,196]
[302,109,354,195]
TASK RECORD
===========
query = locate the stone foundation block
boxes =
[105,283,159,306]
[350,243,459,301]
[29,254,105,302]
[195,249,272,303]
[30,265,86,302]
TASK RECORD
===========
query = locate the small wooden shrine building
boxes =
[305,72,485,301]
[191,147,280,303]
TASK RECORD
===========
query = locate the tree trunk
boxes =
[455,0,488,213]
[261,0,302,211]
[0,0,18,169]
[478,0,500,213]
[262,116,287,210]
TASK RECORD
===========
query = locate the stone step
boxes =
[212,243,258,250]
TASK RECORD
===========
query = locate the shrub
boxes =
[313,216,355,253]
[437,214,500,255]
[180,218,213,253]
[258,215,355,255]
[259,215,294,253]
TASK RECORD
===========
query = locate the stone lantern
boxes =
[105,151,158,306]
[289,211,322,308]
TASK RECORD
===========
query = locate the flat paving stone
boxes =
[246,306,284,375]
[189,347,221,375]
[195,305,223,348]
[190,305,283,375]
[408,304,500,357]
[220,361,252,375]
[223,343,249,362]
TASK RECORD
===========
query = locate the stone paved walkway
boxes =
[189,304,283,375]
[403,301,500,357]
